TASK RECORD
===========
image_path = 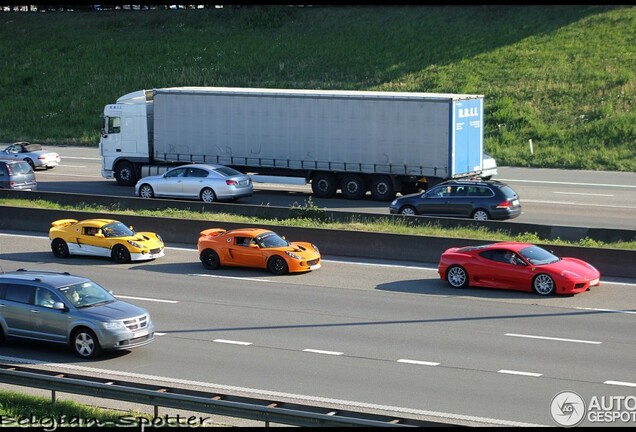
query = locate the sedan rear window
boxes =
[215,166,243,177]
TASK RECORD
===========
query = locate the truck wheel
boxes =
[311,172,337,198]
[370,175,396,201]
[115,161,136,186]
[340,174,366,200]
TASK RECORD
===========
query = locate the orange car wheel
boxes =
[267,256,288,275]
[201,249,221,270]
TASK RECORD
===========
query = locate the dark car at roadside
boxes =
[0,160,37,191]
[389,179,521,221]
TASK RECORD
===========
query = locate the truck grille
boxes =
[122,315,149,331]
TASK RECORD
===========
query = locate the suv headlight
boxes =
[103,321,127,331]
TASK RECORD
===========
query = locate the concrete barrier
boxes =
[1,205,634,279]
[2,189,635,243]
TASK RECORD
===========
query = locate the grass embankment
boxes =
[3,198,635,250]
[0,389,150,428]
[1,6,635,171]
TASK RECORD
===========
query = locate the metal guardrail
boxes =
[0,364,454,427]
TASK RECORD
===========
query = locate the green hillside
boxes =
[1,5,634,171]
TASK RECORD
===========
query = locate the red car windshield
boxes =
[519,245,560,265]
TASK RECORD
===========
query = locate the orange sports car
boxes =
[197,227,321,275]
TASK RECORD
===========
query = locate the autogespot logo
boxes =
[551,391,586,427]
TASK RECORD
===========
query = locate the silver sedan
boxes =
[0,142,61,169]
[134,163,253,203]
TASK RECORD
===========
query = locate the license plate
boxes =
[512,199,519,206]
[309,264,321,270]
[239,180,248,185]
[133,329,149,339]
[589,278,599,286]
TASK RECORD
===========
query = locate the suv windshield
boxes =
[58,280,116,308]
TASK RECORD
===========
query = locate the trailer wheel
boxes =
[340,174,366,200]
[370,175,396,201]
[311,172,337,198]
[114,161,136,186]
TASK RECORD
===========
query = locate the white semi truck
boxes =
[99,86,487,201]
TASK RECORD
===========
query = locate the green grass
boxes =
[4,197,635,250]
[0,6,635,171]
[0,389,154,428]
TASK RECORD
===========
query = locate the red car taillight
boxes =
[226,180,238,186]
[496,201,511,209]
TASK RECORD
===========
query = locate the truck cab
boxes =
[99,90,152,185]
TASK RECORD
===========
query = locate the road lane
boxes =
[1,232,635,426]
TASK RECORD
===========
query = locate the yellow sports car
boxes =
[49,218,165,263]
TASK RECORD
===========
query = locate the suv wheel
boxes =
[72,328,101,358]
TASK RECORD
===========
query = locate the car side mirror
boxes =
[95,233,104,238]
[249,243,258,248]
[52,302,66,310]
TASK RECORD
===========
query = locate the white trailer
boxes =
[100,87,486,201]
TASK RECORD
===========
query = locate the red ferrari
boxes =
[438,242,601,296]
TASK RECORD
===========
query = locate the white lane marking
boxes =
[604,380,636,388]
[521,199,636,209]
[574,307,636,315]
[499,178,636,189]
[505,333,602,345]
[1,234,634,284]
[553,191,613,197]
[115,295,178,304]
[321,259,438,271]
[303,349,343,356]
[498,369,542,377]
[189,273,272,283]
[397,359,440,366]
[0,355,546,427]
[214,339,252,346]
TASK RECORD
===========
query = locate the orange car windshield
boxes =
[256,232,289,248]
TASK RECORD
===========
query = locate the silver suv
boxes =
[0,269,155,358]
